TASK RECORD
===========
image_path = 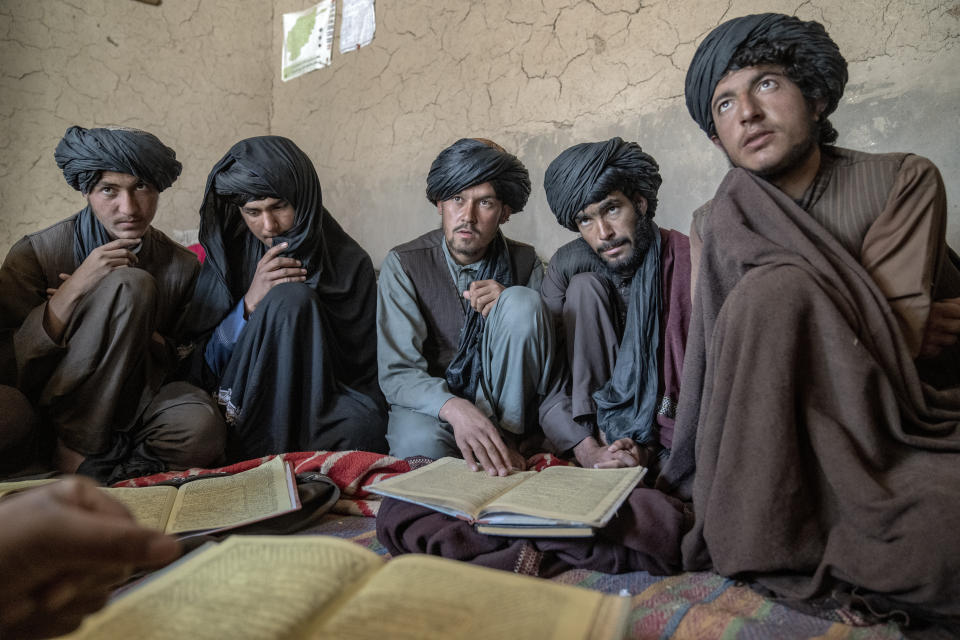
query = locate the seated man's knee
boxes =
[255,282,320,318]
[386,407,456,459]
[566,272,611,306]
[496,287,550,334]
[146,382,226,469]
[99,267,158,303]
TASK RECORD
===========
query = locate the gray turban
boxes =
[684,13,847,136]
[425,138,531,212]
[543,137,662,231]
[54,125,182,193]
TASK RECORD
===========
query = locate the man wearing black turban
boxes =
[0,126,225,481]
[182,136,387,460]
[378,138,560,477]
[540,138,690,474]
[662,13,960,624]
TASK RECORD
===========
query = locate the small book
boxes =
[104,456,301,536]
[367,457,646,537]
[62,535,632,639]
[0,456,301,536]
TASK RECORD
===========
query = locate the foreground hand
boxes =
[920,297,960,358]
[440,397,524,476]
[243,242,307,316]
[0,477,181,639]
[462,279,506,318]
[573,436,641,469]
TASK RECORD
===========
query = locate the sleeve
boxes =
[523,257,545,291]
[540,256,567,321]
[376,251,456,417]
[538,362,593,454]
[860,155,946,357]
[203,300,247,378]
[688,202,710,304]
[0,238,66,392]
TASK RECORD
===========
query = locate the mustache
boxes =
[453,224,477,234]
[597,237,629,253]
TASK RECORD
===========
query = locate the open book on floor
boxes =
[0,456,301,537]
[367,457,646,537]
[61,535,632,640]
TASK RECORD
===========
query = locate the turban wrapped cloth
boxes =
[684,13,847,136]
[54,125,181,263]
[425,138,531,213]
[55,125,181,194]
[543,137,661,231]
[199,135,326,294]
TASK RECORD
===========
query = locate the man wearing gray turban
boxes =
[540,138,690,473]
[661,13,960,625]
[0,126,225,481]
[378,138,560,476]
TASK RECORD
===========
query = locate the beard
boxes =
[599,212,655,277]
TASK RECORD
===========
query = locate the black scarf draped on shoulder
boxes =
[444,232,515,401]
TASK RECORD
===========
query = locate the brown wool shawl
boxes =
[659,168,960,619]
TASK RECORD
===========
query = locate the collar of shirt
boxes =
[441,238,487,313]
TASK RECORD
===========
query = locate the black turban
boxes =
[425,138,531,212]
[54,125,181,193]
[685,13,847,136]
[198,136,326,295]
[543,137,662,231]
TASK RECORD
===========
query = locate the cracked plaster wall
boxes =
[1,1,957,265]
[272,0,960,267]
[0,0,274,256]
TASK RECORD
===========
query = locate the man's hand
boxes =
[44,238,141,343]
[243,242,307,317]
[462,279,506,318]
[573,436,642,469]
[0,477,181,639]
[439,396,525,476]
[920,297,960,358]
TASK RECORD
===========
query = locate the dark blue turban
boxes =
[425,138,531,213]
[54,125,181,193]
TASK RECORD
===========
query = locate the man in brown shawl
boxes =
[663,12,960,626]
[0,126,225,482]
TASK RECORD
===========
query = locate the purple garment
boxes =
[376,484,693,577]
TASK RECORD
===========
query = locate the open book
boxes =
[104,456,300,535]
[0,456,300,536]
[368,457,645,537]
[62,535,631,640]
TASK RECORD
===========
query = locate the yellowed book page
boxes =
[0,477,58,499]
[367,457,533,519]
[307,554,620,640]
[484,465,643,526]
[101,486,179,531]
[165,456,294,534]
[61,536,383,640]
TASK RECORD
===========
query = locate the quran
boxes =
[62,535,632,639]
[368,457,645,537]
[0,456,300,536]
